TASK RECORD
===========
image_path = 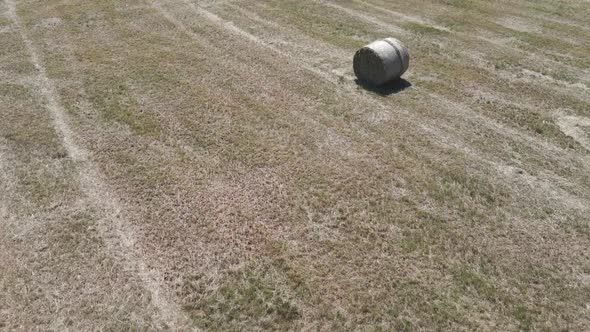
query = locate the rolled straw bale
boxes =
[353,38,410,86]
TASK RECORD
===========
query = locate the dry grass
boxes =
[1,0,589,330]
[0,52,161,330]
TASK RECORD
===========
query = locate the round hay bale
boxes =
[353,38,410,86]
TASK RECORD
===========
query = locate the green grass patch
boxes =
[401,21,447,35]
[434,169,504,208]
[451,266,497,300]
[86,79,161,137]
[183,265,300,330]
[0,84,66,159]
[442,0,482,11]
[15,159,77,209]
[256,0,371,49]
[0,34,36,75]
[513,304,533,332]
[527,1,577,18]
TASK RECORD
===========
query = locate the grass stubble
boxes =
[1,0,589,330]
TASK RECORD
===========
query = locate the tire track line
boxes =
[5,0,191,329]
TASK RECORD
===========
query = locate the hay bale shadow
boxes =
[355,78,412,96]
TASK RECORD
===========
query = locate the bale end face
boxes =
[353,47,388,86]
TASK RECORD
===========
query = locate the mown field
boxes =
[1,0,589,330]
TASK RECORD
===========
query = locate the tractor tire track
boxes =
[5,0,191,329]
